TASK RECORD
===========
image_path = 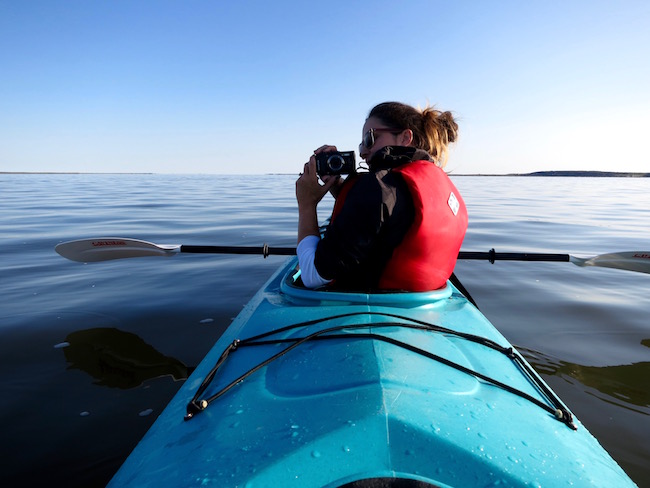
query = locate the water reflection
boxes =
[61,327,193,389]
[520,343,650,413]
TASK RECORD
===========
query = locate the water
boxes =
[1,174,648,486]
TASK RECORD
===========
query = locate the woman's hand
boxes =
[296,156,337,209]
[313,145,345,199]
[320,174,344,199]
[296,148,340,243]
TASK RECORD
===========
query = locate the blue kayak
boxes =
[108,257,636,487]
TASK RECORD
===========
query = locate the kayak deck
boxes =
[109,258,635,487]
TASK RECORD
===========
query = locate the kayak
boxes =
[108,257,636,487]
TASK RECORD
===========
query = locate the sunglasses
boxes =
[361,128,403,150]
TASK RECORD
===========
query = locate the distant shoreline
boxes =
[0,172,154,175]
[457,171,650,177]
[2,170,649,177]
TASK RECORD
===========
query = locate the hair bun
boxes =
[438,111,458,144]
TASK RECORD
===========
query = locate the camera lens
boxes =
[327,155,345,172]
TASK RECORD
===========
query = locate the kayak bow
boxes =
[108,257,636,487]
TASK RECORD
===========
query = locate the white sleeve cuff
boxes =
[297,235,332,288]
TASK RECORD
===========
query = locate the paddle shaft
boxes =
[180,245,570,263]
[181,244,296,258]
[459,250,569,263]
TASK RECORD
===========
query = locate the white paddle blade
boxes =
[55,238,180,262]
[570,251,650,275]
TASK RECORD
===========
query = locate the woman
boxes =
[296,101,467,291]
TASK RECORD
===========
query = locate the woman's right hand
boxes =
[314,145,345,198]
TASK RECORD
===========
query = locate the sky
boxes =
[1,0,649,175]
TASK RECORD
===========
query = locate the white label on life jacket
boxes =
[448,191,460,216]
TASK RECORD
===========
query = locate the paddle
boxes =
[55,237,650,275]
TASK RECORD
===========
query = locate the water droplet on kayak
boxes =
[230,421,240,428]
[478,432,488,439]
[199,318,214,324]
[236,409,244,415]
[53,342,70,349]
[342,445,350,453]
[311,450,321,458]
[290,424,299,429]
[139,408,153,417]
[79,411,90,417]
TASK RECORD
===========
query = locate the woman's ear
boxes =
[399,129,414,146]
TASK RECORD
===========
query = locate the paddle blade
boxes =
[55,238,179,263]
[570,251,650,275]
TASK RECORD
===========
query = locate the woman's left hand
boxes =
[296,156,337,208]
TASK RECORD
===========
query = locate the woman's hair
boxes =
[368,101,458,167]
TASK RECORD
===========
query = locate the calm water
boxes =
[1,174,648,487]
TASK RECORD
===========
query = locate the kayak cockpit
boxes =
[280,262,452,307]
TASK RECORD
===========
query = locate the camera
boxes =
[315,151,356,176]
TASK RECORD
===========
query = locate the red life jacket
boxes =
[330,161,467,291]
[378,161,467,291]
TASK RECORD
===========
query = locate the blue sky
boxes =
[1,0,649,174]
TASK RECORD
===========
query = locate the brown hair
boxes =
[368,102,458,168]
